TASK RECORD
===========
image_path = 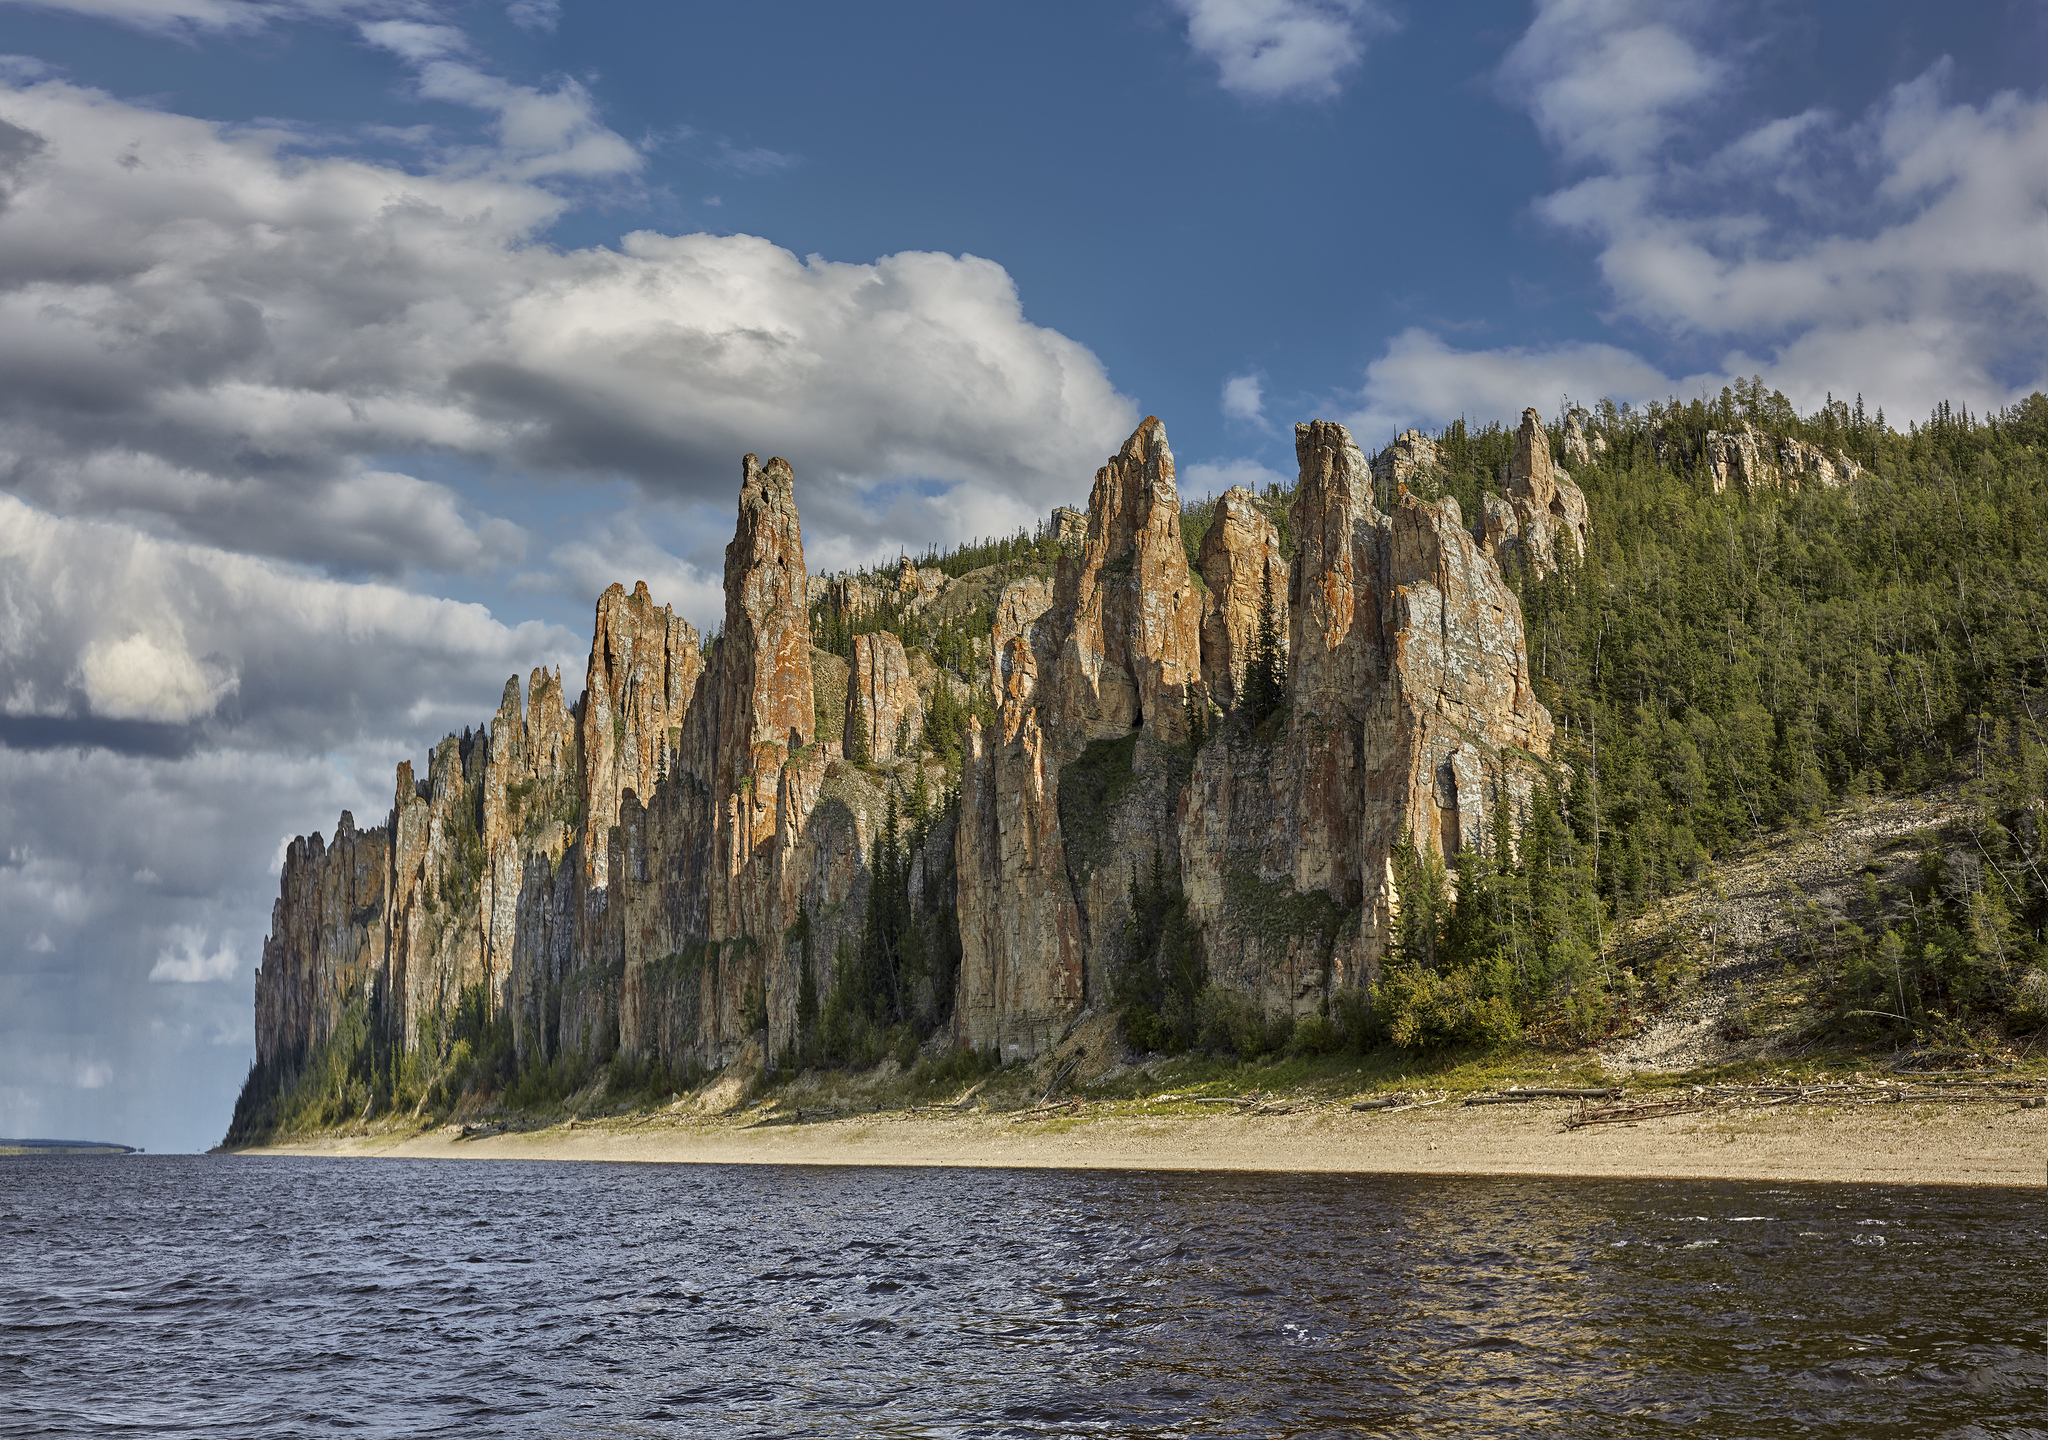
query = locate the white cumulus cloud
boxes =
[0,73,1135,581]
[76,632,239,726]
[0,492,576,740]
[1356,3,2048,436]
[1500,0,1727,170]
[1347,327,1684,443]
[1172,0,1390,102]
[1221,373,1269,429]
[149,926,239,983]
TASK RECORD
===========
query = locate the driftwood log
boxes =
[1566,1098,1706,1129]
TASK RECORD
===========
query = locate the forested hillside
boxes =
[1376,386,2048,1052]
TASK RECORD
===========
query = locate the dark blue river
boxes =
[1,1157,2041,1437]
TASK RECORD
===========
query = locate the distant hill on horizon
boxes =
[0,1138,140,1156]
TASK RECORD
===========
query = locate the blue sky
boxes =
[3,0,2046,1151]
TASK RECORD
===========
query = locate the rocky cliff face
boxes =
[1702,422,1864,493]
[250,402,1575,1092]
[1370,429,1441,488]
[254,812,388,1070]
[1478,408,1592,579]
[956,418,1204,1056]
[846,632,919,763]
[1562,409,1605,467]
[253,450,885,1095]
[1196,485,1287,711]
[1180,420,1555,1017]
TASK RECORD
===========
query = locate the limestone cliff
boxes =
[248,402,1574,1097]
[1370,429,1442,488]
[845,632,919,763]
[1562,409,1605,468]
[251,450,877,1100]
[1478,408,1592,579]
[956,417,1204,1056]
[1196,485,1287,711]
[1181,419,1554,1018]
[1702,422,1864,493]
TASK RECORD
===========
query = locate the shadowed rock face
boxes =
[250,405,1567,1095]
[578,583,701,893]
[1196,486,1287,711]
[254,812,388,1070]
[254,449,878,1093]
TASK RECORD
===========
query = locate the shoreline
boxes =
[237,1099,2048,1187]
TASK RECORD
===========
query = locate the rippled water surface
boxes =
[2,1157,2043,1437]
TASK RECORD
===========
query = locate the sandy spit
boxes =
[240,1101,2047,1187]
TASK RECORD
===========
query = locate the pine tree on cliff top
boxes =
[1241,559,1287,727]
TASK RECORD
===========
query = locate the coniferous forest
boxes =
[1371,386,2048,1054]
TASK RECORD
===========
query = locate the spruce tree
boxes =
[1241,560,1287,726]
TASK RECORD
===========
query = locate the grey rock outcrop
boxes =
[1477,407,1592,578]
[1182,419,1555,1016]
[1196,485,1287,711]
[1371,429,1442,488]
[1048,505,1088,546]
[845,631,920,763]
[1562,410,1606,467]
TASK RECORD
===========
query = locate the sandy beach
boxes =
[242,1097,2048,1187]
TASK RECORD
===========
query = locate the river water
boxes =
[2,1156,2041,1437]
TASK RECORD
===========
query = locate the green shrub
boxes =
[1194,988,1294,1059]
[2009,968,2048,1032]
[1373,951,1522,1050]
[1331,986,1380,1050]
[1114,848,1206,1053]
[912,1044,998,1090]
[1289,1011,1340,1055]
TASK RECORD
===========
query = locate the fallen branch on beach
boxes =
[1566,1098,1707,1128]
[1562,1074,2048,1128]
[1009,1098,1082,1123]
[1350,1094,1414,1112]
[1466,1086,1626,1106]
[1351,1093,1448,1115]
[1040,1057,1082,1104]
